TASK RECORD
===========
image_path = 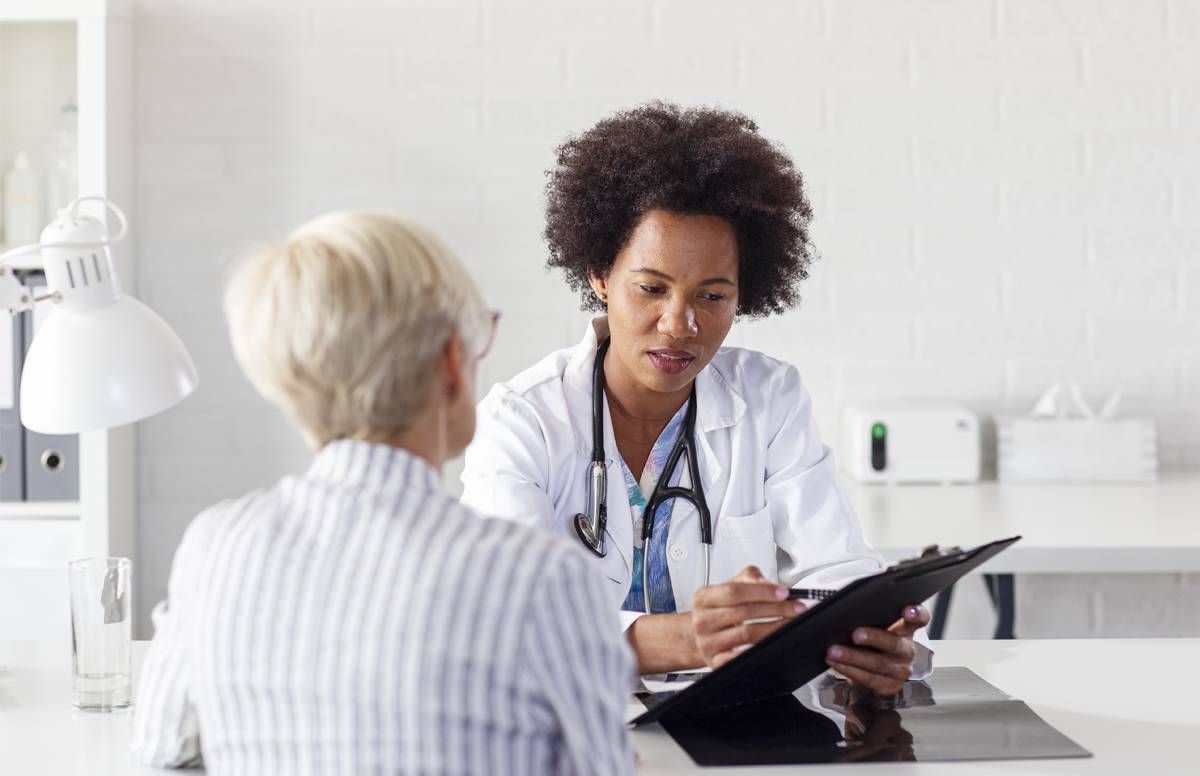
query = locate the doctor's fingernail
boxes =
[853,629,868,643]
[828,647,844,660]
[906,606,919,619]
[793,602,806,614]
[774,586,788,600]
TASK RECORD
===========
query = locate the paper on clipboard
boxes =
[640,669,709,695]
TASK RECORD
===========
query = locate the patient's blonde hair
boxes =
[224,211,489,448]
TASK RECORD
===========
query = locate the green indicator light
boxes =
[872,423,886,439]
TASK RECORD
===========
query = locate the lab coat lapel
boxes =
[666,362,745,600]
[656,360,743,603]
[692,358,746,487]
[563,316,608,455]
[598,405,633,580]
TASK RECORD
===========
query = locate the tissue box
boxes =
[996,417,1157,483]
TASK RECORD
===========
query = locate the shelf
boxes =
[0,501,79,519]
[0,1,129,22]
[0,2,135,642]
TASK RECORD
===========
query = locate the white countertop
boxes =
[1,638,1195,774]
[846,471,1200,573]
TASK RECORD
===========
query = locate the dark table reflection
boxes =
[662,687,915,765]
[650,668,1090,767]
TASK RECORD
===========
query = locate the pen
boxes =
[787,587,838,601]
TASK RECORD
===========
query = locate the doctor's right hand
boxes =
[690,565,806,668]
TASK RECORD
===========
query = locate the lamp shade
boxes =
[0,198,199,434]
[19,294,199,434]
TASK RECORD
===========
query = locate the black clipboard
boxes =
[631,535,1021,727]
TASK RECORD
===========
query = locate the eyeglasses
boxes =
[476,310,501,360]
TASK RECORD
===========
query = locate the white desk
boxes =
[845,473,1200,638]
[1,639,1195,774]
[633,638,1199,774]
[846,471,1200,573]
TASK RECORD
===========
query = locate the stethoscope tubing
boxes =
[573,339,612,558]
[575,336,714,614]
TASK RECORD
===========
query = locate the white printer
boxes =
[842,402,981,484]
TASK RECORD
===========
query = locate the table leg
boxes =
[929,584,954,640]
[930,576,1016,640]
[987,573,1016,639]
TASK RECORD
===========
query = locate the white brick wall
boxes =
[131,0,1200,640]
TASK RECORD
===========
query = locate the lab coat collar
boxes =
[563,316,748,456]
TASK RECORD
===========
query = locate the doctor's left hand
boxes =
[824,605,930,697]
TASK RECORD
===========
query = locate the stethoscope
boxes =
[573,337,714,613]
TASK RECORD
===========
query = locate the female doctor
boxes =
[461,103,931,695]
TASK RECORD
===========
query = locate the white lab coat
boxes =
[462,317,931,671]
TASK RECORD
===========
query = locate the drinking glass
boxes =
[68,557,131,710]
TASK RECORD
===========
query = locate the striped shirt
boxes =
[131,439,635,775]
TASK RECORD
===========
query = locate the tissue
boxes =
[997,382,1157,483]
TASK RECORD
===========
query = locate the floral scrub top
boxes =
[620,402,689,614]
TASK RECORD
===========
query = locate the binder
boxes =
[0,310,25,500]
[632,535,1021,727]
[21,272,79,502]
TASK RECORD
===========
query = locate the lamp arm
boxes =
[0,197,129,267]
[0,267,36,315]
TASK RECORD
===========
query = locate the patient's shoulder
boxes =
[181,486,281,550]
[451,498,595,587]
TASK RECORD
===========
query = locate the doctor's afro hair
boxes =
[543,102,814,318]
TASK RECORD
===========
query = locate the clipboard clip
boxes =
[888,544,964,571]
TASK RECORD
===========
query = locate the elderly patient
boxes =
[131,212,635,775]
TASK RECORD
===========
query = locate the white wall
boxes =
[131,0,1200,639]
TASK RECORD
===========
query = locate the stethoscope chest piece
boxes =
[573,511,607,558]
[574,456,609,557]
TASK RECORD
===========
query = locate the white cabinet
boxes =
[0,0,132,639]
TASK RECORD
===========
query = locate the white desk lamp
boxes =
[0,196,197,434]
